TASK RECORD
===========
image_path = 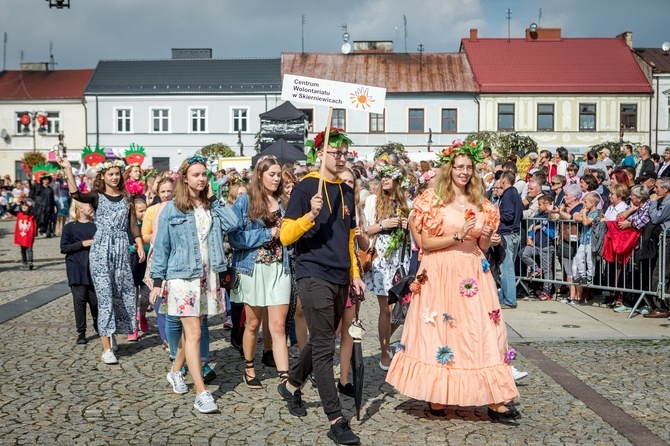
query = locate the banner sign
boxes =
[281,74,386,114]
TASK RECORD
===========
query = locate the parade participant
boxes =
[127,197,150,341]
[150,155,237,414]
[363,164,411,371]
[55,175,70,236]
[58,156,144,365]
[229,156,291,388]
[61,200,98,344]
[278,128,364,445]
[11,198,37,269]
[124,164,145,197]
[29,174,56,238]
[225,181,247,350]
[386,141,520,420]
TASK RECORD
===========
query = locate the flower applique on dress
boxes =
[436,346,454,365]
[482,258,491,273]
[443,313,455,324]
[459,278,478,297]
[505,348,516,364]
[422,308,438,325]
[489,309,501,324]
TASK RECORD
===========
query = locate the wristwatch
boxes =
[453,232,464,243]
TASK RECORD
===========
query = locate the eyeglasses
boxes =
[326,151,349,159]
[452,165,474,172]
[188,155,206,164]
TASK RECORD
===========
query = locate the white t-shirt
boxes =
[604,201,629,221]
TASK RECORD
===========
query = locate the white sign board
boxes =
[281,74,386,115]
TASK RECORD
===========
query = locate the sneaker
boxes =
[223,316,233,330]
[570,300,582,305]
[327,417,360,445]
[202,363,216,384]
[138,315,149,332]
[101,349,118,364]
[538,292,551,301]
[613,304,632,313]
[288,344,300,358]
[21,262,28,269]
[560,298,570,304]
[167,369,189,394]
[193,390,218,414]
[110,334,118,352]
[127,330,138,342]
[338,381,355,398]
[500,304,518,309]
[638,306,652,315]
[76,333,87,345]
[277,381,307,417]
[527,268,542,281]
[511,366,528,381]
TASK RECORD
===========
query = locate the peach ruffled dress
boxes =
[386,189,519,407]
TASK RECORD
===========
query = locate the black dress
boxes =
[30,182,55,236]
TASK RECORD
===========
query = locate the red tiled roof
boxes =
[0,69,94,100]
[461,37,652,94]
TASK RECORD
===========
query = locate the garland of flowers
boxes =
[435,139,485,167]
[95,159,125,173]
[305,127,353,164]
[373,164,410,190]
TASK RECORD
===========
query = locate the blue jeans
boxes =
[499,233,520,306]
[154,301,167,342]
[167,315,209,362]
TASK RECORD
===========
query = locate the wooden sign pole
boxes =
[317,106,334,197]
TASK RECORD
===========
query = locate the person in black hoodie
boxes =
[61,200,98,344]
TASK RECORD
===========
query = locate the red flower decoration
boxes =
[313,127,345,149]
[464,209,476,221]
[489,309,501,324]
[442,147,453,157]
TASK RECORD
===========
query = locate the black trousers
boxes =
[20,247,33,264]
[652,238,670,310]
[71,285,99,334]
[288,277,347,422]
[230,301,245,346]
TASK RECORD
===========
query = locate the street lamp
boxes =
[427,128,433,152]
[237,130,244,156]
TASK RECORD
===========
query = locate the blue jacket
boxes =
[528,212,556,249]
[228,193,290,276]
[151,197,238,284]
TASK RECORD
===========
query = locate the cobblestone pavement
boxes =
[2,220,670,445]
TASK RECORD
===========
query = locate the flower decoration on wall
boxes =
[436,346,454,365]
[459,278,479,297]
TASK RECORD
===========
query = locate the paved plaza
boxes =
[1,218,669,445]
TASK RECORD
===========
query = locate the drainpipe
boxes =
[95,95,99,148]
[472,93,480,132]
[655,76,660,153]
[82,97,88,147]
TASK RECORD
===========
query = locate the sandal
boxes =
[244,359,263,389]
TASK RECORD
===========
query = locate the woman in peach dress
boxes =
[386,143,520,420]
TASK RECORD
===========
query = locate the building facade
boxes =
[634,47,670,153]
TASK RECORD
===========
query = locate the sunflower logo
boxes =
[350,87,375,110]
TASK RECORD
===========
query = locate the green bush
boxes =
[464,131,538,162]
[588,141,640,165]
[197,143,236,162]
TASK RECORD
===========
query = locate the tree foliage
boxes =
[197,143,236,162]
[373,142,410,163]
[464,131,538,162]
[588,140,640,165]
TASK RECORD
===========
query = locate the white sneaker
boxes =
[511,366,528,381]
[110,334,118,352]
[193,390,218,413]
[560,298,570,304]
[167,370,188,394]
[101,349,118,364]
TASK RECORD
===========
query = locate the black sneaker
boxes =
[261,350,276,368]
[76,333,87,345]
[327,417,360,445]
[277,381,307,417]
[337,381,355,398]
[28,263,34,270]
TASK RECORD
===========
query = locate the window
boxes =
[115,108,132,133]
[408,109,424,132]
[537,104,554,131]
[232,108,248,132]
[299,108,314,131]
[441,108,457,132]
[579,104,596,131]
[15,112,26,134]
[497,104,514,131]
[152,157,170,173]
[369,112,385,133]
[190,108,207,133]
[331,109,346,129]
[620,104,637,131]
[151,108,170,133]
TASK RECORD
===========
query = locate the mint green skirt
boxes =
[230,261,290,307]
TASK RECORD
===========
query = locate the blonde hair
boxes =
[227,182,247,207]
[173,159,211,214]
[70,200,92,221]
[435,154,485,210]
[375,168,410,219]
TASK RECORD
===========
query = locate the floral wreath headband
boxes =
[95,159,125,173]
[124,163,141,171]
[257,155,277,164]
[374,164,410,190]
[418,168,439,184]
[305,127,354,164]
[435,139,485,168]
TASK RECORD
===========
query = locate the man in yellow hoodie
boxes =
[278,127,365,445]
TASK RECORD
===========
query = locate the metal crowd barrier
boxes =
[512,217,669,319]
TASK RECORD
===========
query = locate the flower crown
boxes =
[418,168,439,184]
[95,159,125,173]
[435,139,485,167]
[374,164,410,189]
[305,127,354,164]
[257,155,277,164]
[124,163,141,171]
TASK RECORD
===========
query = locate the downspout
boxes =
[472,93,480,132]
[655,76,660,153]
[82,97,88,147]
[95,95,99,148]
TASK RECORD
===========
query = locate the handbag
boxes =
[359,235,378,274]
[387,231,412,305]
[218,266,238,293]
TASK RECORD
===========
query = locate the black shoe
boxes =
[488,406,520,421]
[28,263,34,270]
[428,403,446,417]
[327,418,360,445]
[308,372,317,387]
[244,360,263,390]
[277,381,307,417]
[76,333,87,345]
[202,363,216,384]
[261,350,276,368]
[338,381,355,398]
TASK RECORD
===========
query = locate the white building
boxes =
[634,46,670,153]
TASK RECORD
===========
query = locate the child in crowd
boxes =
[566,163,580,186]
[521,194,556,301]
[11,198,37,269]
[61,200,98,344]
[573,194,600,291]
[128,197,150,341]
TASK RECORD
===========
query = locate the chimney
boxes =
[617,32,633,49]
[20,62,49,71]
[353,41,393,54]
[525,28,561,41]
[470,29,478,40]
[171,48,212,59]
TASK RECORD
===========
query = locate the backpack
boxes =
[590,211,607,260]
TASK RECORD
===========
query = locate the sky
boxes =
[1,0,668,70]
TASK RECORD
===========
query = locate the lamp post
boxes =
[237,130,244,156]
[427,128,433,152]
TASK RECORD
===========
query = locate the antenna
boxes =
[340,24,351,55]
[3,32,7,72]
[417,43,424,71]
[20,50,24,62]
[403,15,408,53]
[506,8,512,42]
[538,8,542,27]
[49,41,55,70]
[301,14,306,55]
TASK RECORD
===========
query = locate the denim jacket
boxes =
[228,193,290,276]
[151,197,238,283]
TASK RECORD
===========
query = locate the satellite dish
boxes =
[662,41,670,52]
[529,23,538,33]
[0,129,10,144]
[341,42,352,55]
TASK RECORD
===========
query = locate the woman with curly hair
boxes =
[363,164,411,371]
[386,142,520,420]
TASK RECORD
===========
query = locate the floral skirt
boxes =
[167,271,221,317]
